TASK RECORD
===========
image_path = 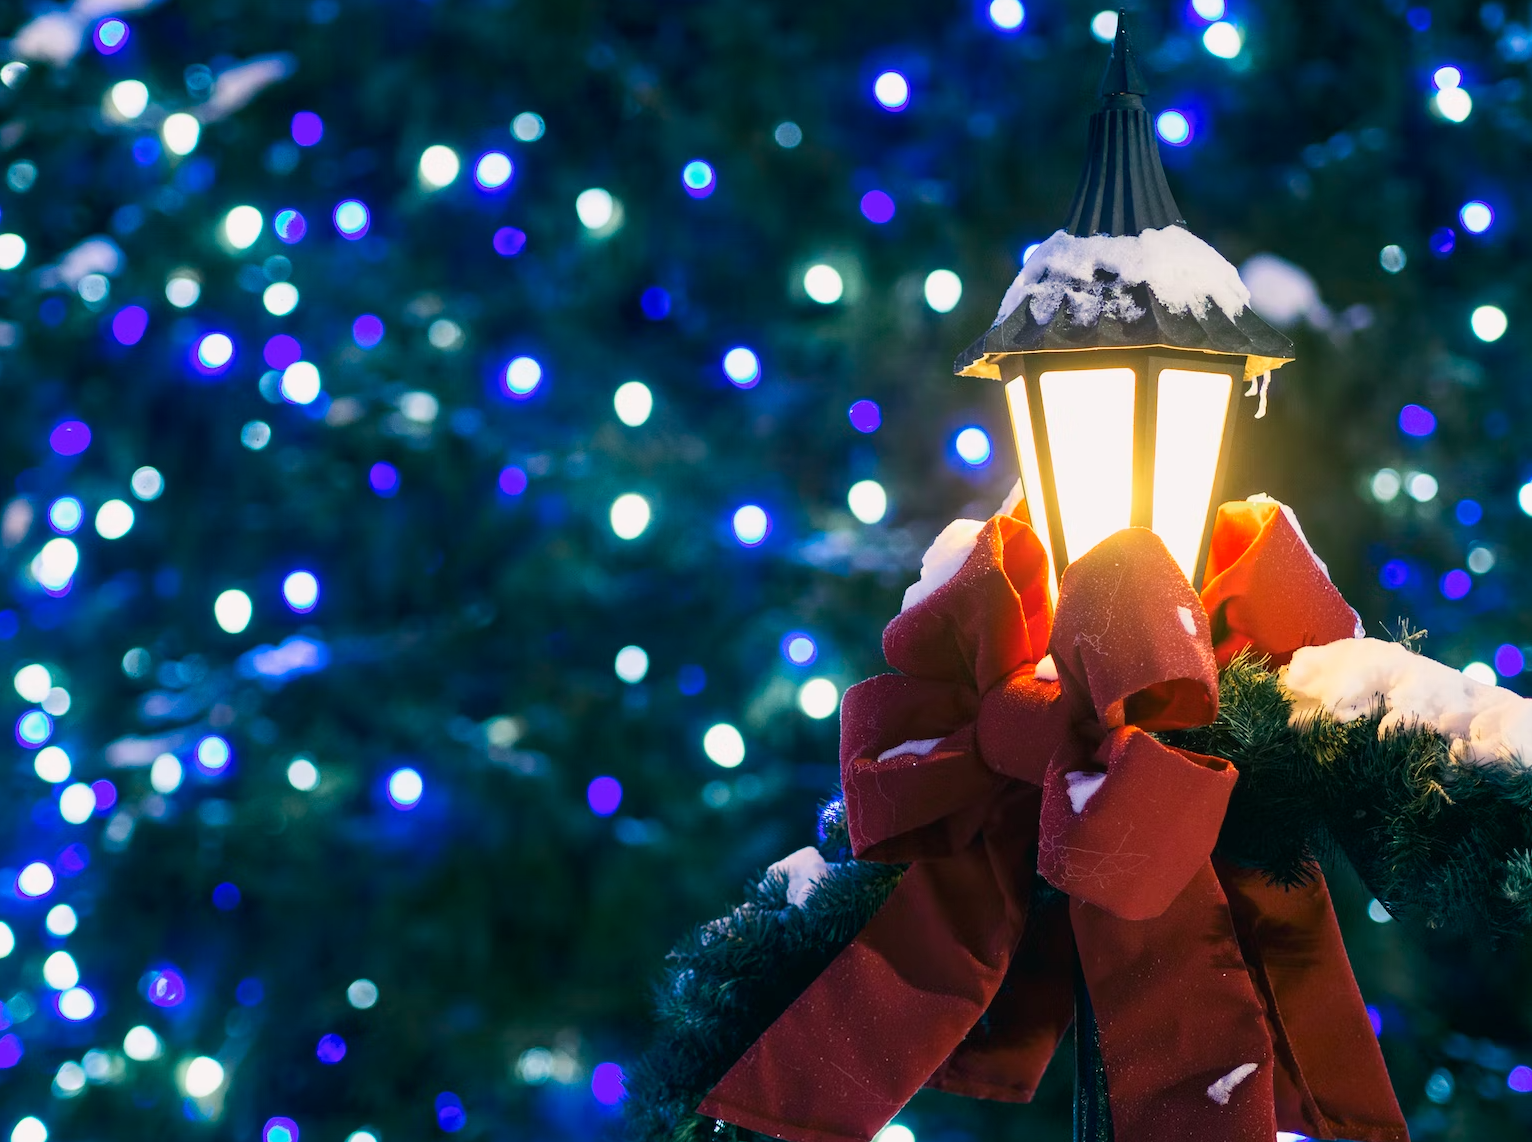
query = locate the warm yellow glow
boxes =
[1039,368,1136,565]
[1003,378,1056,600]
[1152,369,1232,580]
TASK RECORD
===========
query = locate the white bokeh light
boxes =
[511,111,545,141]
[57,988,94,1021]
[281,361,322,404]
[1472,304,1507,342]
[17,861,53,898]
[14,664,50,703]
[610,493,651,540]
[576,188,615,230]
[732,505,770,546]
[263,282,298,316]
[222,206,263,250]
[1202,21,1243,58]
[166,274,199,307]
[1090,10,1118,40]
[150,753,183,794]
[614,381,653,426]
[418,145,461,188]
[109,79,148,119]
[1460,201,1494,233]
[283,570,319,612]
[1434,86,1472,122]
[388,767,423,807]
[723,347,760,385]
[1406,472,1439,502]
[161,112,200,156]
[214,589,252,634]
[347,978,379,1009]
[59,783,95,825]
[0,233,26,271]
[703,723,746,768]
[197,333,233,370]
[988,0,1024,30]
[33,745,69,783]
[95,500,134,539]
[32,538,78,591]
[132,466,164,501]
[872,71,909,110]
[955,427,992,466]
[873,1126,915,1142]
[803,264,844,304]
[287,756,319,791]
[0,922,12,958]
[181,1056,225,1098]
[797,678,840,720]
[1463,661,1497,686]
[923,269,962,313]
[848,480,888,524]
[11,1118,45,1142]
[42,950,78,989]
[45,905,76,937]
[474,151,513,189]
[124,1025,162,1061]
[614,645,649,684]
[504,356,542,396]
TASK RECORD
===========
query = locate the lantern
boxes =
[956,12,1295,593]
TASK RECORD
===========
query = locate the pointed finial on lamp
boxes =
[1100,10,1148,97]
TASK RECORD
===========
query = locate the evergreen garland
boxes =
[629,652,1532,1139]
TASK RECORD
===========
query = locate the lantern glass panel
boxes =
[1002,378,1056,593]
[1151,368,1233,580]
[1040,368,1136,565]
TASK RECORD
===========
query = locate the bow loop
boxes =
[883,515,1052,695]
[1050,528,1219,732]
[1201,498,1361,667]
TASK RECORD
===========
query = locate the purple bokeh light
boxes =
[1430,227,1456,257]
[1380,559,1408,589]
[860,190,895,224]
[111,305,148,346]
[1398,403,1436,437]
[1509,1065,1532,1093]
[591,1062,626,1106]
[848,399,881,433]
[274,210,307,244]
[58,844,88,875]
[369,462,400,497]
[263,1117,300,1142]
[587,776,622,817]
[264,334,302,371]
[94,18,129,53]
[352,315,384,348]
[146,968,187,1007]
[91,780,116,812]
[1366,1005,1383,1035]
[1495,644,1525,677]
[291,112,324,147]
[333,199,370,239]
[1440,569,1472,600]
[0,1033,21,1068]
[237,978,264,1006]
[498,466,528,496]
[316,1034,347,1064]
[493,226,526,257]
[50,421,91,456]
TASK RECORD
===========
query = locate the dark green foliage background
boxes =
[0,0,1526,1140]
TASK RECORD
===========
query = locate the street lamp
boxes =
[956,11,1294,593]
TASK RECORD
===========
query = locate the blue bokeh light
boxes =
[587,776,622,816]
[848,399,881,433]
[592,1062,626,1106]
[954,426,993,467]
[1456,499,1483,526]
[1156,110,1192,146]
[860,190,895,223]
[681,160,716,198]
[1380,559,1409,589]
[1441,568,1471,599]
[782,633,818,666]
[1495,644,1525,678]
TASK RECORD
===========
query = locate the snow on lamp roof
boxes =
[956,11,1294,382]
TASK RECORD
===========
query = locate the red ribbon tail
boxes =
[699,820,1034,1142]
[1216,860,1410,1142]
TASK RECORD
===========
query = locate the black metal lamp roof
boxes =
[956,11,1294,382]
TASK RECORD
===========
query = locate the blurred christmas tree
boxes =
[0,0,1523,1140]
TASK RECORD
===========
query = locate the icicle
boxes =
[1254,370,1271,419]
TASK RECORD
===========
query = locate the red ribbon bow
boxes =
[699,500,1407,1142]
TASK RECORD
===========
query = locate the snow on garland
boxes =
[1283,637,1532,767]
[994,225,1252,330]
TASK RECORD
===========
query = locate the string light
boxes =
[419,145,461,188]
[287,756,319,791]
[703,723,745,768]
[804,264,844,304]
[923,269,962,312]
[214,590,253,634]
[474,152,513,189]
[848,480,888,524]
[614,380,653,425]
[723,347,760,387]
[610,494,651,539]
[283,571,320,612]
[161,113,200,155]
[614,646,649,683]
[872,71,909,111]
[387,767,423,809]
[797,678,839,719]
[109,80,148,119]
[223,206,264,250]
